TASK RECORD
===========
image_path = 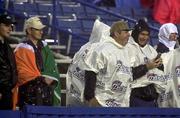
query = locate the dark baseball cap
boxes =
[0,14,16,25]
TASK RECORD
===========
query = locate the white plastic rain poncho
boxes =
[127,37,171,107]
[84,36,133,107]
[161,48,180,107]
[66,19,110,106]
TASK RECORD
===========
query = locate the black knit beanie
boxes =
[131,19,150,44]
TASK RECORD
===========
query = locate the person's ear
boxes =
[26,28,31,34]
[114,31,119,37]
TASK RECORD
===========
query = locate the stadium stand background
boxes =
[1,0,180,117]
[2,0,162,56]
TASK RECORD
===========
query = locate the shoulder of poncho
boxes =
[15,42,34,52]
[147,44,156,51]
[103,40,122,50]
[93,42,115,56]
[127,42,138,49]
[127,38,139,48]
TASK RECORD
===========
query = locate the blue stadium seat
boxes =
[37,3,63,15]
[61,5,74,15]
[57,20,82,30]
[71,28,91,40]
[37,3,53,15]
[72,6,86,15]
[82,20,94,31]
[115,0,142,9]
[133,8,151,19]
[12,3,25,14]
[119,7,133,17]
[24,3,38,15]
[70,37,88,55]
[85,6,97,15]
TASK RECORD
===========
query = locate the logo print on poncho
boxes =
[105,99,121,107]
[116,60,132,75]
[96,80,105,89]
[159,91,173,102]
[72,67,85,81]
[70,84,81,99]
[111,80,127,93]
[147,73,167,82]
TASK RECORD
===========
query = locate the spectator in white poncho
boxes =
[127,19,167,107]
[156,23,179,53]
[66,19,110,106]
[83,21,133,107]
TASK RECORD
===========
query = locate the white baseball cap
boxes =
[25,16,45,30]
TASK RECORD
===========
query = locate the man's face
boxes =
[117,30,130,46]
[138,31,150,47]
[169,33,178,41]
[0,23,12,38]
[29,27,43,40]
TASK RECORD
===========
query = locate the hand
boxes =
[86,97,101,107]
[154,57,163,67]
[146,57,163,70]
[44,78,54,85]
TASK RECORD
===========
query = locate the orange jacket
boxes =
[12,44,41,110]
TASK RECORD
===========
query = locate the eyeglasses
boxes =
[31,27,43,31]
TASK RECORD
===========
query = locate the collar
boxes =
[107,36,125,49]
[159,37,176,51]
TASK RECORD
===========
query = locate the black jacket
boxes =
[0,40,17,92]
[131,65,159,104]
[156,42,178,53]
[156,42,170,53]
